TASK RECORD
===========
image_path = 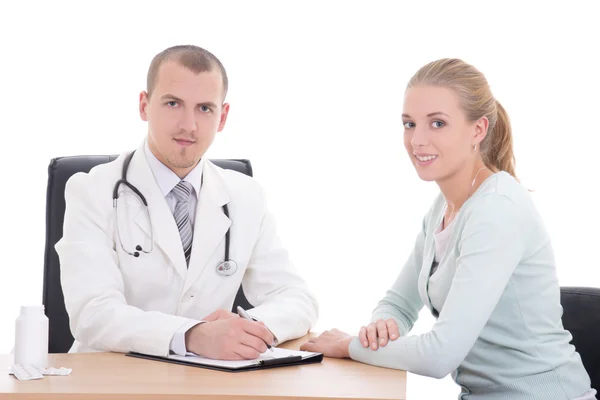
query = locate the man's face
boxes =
[139,61,229,178]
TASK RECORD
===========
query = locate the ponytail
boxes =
[484,101,516,178]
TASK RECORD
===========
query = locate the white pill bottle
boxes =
[14,305,49,368]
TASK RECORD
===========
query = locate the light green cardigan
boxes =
[349,172,593,400]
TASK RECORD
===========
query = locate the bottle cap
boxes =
[20,305,45,317]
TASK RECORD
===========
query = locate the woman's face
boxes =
[402,85,486,183]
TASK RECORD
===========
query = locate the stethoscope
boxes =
[112,150,238,276]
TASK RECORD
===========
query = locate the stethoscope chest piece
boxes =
[216,260,238,276]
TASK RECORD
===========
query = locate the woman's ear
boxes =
[473,116,489,146]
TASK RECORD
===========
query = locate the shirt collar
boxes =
[144,139,203,198]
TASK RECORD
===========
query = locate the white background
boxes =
[0,1,599,398]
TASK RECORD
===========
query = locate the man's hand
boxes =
[185,318,275,360]
[203,309,273,337]
[203,308,238,322]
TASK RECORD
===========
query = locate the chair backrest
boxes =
[42,154,254,353]
[560,286,600,391]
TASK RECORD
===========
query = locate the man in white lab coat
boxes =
[55,45,318,360]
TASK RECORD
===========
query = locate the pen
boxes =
[237,306,274,352]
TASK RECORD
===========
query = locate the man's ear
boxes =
[139,91,150,121]
[217,103,230,132]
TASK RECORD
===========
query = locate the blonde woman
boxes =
[301,59,596,400]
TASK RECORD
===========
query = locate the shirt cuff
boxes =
[169,320,203,355]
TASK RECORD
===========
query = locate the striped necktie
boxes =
[171,180,194,266]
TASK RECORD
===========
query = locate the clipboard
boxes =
[126,347,323,373]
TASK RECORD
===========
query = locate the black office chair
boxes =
[560,286,600,392]
[42,154,254,353]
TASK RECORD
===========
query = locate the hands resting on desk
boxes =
[180,309,400,361]
[185,309,275,361]
[300,318,400,358]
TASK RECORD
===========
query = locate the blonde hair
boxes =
[407,58,516,178]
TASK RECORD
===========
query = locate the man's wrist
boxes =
[184,321,206,352]
[342,336,354,358]
[170,320,202,356]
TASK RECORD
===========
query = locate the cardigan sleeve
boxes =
[349,193,528,378]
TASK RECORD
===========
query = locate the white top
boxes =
[432,215,454,272]
[429,216,455,317]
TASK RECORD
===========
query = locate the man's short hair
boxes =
[146,45,228,100]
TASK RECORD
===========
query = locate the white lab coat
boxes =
[55,141,318,357]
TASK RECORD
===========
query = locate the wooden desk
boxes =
[0,334,406,399]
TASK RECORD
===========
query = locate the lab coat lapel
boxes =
[183,162,231,293]
[127,143,188,280]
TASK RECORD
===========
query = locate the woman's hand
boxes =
[359,318,400,350]
[299,329,354,358]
